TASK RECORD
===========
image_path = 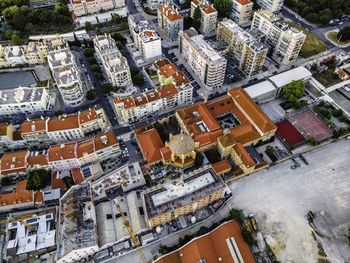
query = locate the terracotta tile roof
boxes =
[228,88,277,134]
[0,123,9,136]
[212,160,231,174]
[123,98,136,109]
[159,5,182,21]
[155,58,171,69]
[160,146,172,161]
[34,191,44,204]
[136,128,164,164]
[172,71,189,86]
[158,84,178,98]
[27,154,48,167]
[77,139,95,158]
[16,179,28,192]
[48,143,77,162]
[0,191,34,206]
[47,115,79,132]
[194,130,223,146]
[159,64,177,78]
[94,131,118,152]
[233,143,255,168]
[230,124,261,145]
[71,168,84,184]
[155,220,256,263]
[79,108,98,125]
[146,91,160,102]
[21,119,47,134]
[134,94,149,107]
[0,150,29,175]
[235,0,252,5]
[158,63,189,86]
[51,172,66,191]
[202,5,216,14]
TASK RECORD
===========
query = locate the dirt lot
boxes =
[229,139,350,263]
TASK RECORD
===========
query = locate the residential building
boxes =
[3,46,27,67]
[217,19,267,76]
[0,150,30,177]
[0,123,28,151]
[70,0,126,17]
[47,37,84,106]
[114,60,193,124]
[142,166,228,228]
[155,220,256,263]
[251,10,306,65]
[179,28,227,90]
[190,0,217,35]
[231,0,253,25]
[158,5,183,41]
[256,0,284,13]
[6,211,56,259]
[56,184,99,263]
[0,85,52,116]
[128,15,162,61]
[94,34,132,87]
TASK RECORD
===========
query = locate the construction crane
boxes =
[0,215,36,232]
[114,200,147,263]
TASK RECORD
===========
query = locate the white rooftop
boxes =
[269,66,312,88]
[244,80,277,98]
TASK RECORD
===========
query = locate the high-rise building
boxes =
[256,0,284,13]
[231,0,253,25]
[179,28,227,90]
[251,10,306,65]
[158,5,183,41]
[94,34,132,87]
[217,19,267,76]
[190,0,218,35]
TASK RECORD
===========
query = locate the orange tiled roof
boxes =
[0,123,10,136]
[155,58,171,69]
[77,139,95,158]
[0,150,29,175]
[160,146,172,161]
[16,179,28,192]
[47,115,79,132]
[155,220,256,263]
[51,172,66,190]
[212,160,231,174]
[48,143,77,162]
[34,191,44,204]
[94,131,118,152]
[27,154,48,167]
[233,143,255,168]
[79,109,98,125]
[159,64,178,78]
[136,128,164,164]
[159,6,182,21]
[71,168,84,184]
[0,191,34,206]
[146,91,160,102]
[235,0,252,5]
[21,119,47,134]
[202,5,216,14]
[158,84,178,98]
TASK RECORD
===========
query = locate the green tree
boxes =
[193,6,201,31]
[281,80,305,103]
[27,169,51,191]
[241,226,255,246]
[183,16,193,30]
[85,21,92,31]
[86,89,98,101]
[11,33,20,45]
[213,0,233,18]
[229,209,245,224]
[83,48,94,58]
[91,64,101,73]
[5,30,15,40]
[101,83,113,94]
[338,26,350,41]
[132,73,145,86]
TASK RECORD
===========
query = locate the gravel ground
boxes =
[229,139,350,263]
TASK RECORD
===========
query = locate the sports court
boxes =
[288,111,332,142]
[276,119,306,149]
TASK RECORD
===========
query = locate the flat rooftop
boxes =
[0,71,37,89]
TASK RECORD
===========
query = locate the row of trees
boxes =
[338,26,350,41]
[285,0,350,24]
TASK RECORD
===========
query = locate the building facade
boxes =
[190,0,218,35]
[251,10,306,65]
[179,28,227,90]
[70,0,126,17]
[256,0,284,13]
[217,19,267,76]
[158,5,183,41]
[94,34,132,87]
[231,0,253,25]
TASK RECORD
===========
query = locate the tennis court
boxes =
[288,111,332,142]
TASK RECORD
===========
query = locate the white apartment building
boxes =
[218,19,267,76]
[158,5,183,41]
[190,0,218,35]
[251,10,306,65]
[256,0,284,13]
[47,38,84,106]
[3,46,27,67]
[0,86,51,115]
[231,0,253,25]
[70,0,126,17]
[94,34,132,87]
[179,28,227,90]
[128,15,162,61]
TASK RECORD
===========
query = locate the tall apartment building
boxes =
[231,0,253,25]
[251,10,306,65]
[158,5,183,41]
[217,19,267,76]
[94,34,132,87]
[190,0,218,35]
[256,0,284,13]
[179,28,227,90]
[70,0,125,17]
[47,37,84,106]
[128,15,162,61]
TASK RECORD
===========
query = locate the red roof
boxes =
[212,160,231,174]
[136,128,164,164]
[276,119,306,148]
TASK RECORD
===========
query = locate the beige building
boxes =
[158,5,183,41]
[218,19,267,76]
[70,0,125,17]
[179,28,227,90]
[190,0,218,35]
[231,0,253,25]
[256,0,284,13]
[142,166,228,228]
[94,34,132,87]
[251,10,306,65]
